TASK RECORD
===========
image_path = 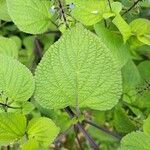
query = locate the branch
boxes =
[33,37,43,63]
[74,125,82,150]
[84,120,122,140]
[65,107,100,150]
[122,0,141,16]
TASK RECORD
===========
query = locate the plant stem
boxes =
[34,37,43,63]
[74,125,82,150]
[107,0,112,11]
[65,107,100,150]
[122,0,141,16]
[84,120,122,140]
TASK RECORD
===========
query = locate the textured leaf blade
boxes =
[0,0,11,21]
[27,117,60,147]
[35,25,122,110]
[94,23,131,68]
[0,55,35,105]
[119,131,150,150]
[0,113,26,144]
[66,0,108,25]
[0,36,18,58]
[6,0,52,34]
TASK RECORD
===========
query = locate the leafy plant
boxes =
[0,0,150,150]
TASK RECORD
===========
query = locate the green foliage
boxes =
[0,0,11,21]
[0,36,18,58]
[35,24,122,110]
[130,18,150,45]
[94,23,131,67]
[6,0,53,34]
[0,55,35,107]
[66,0,109,25]
[27,117,60,147]
[0,0,150,149]
[113,105,136,133]
[119,131,150,150]
[0,113,26,144]
[143,116,150,136]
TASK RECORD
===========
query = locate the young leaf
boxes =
[27,117,60,147]
[119,131,150,150]
[6,0,53,34]
[112,14,132,43]
[130,18,150,45]
[0,113,26,144]
[35,25,122,110]
[0,0,11,21]
[0,36,18,58]
[0,55,35,105]
[113,105,136,133]
[66,0,109,25]
[94,23,131,68]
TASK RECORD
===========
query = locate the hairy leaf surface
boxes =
[35,25,122,110]
[27,117,60,147]
[6,0,52,34]
[119,131,150,150]
[0,36,18,58]
[0,113,26,144]
[66,0,109,25]
[0,0,11,21]
[0,55,35,105]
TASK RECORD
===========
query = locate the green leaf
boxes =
[0,113,26,144]
[0,0,11,21]
[111,2,122,14]
[119,131,150,150]
[35,24,122,110]
[130,18,150,36]
[143,116,150,136]
[66,0,109,26]
[6,0,53,34]
[0,55,35,106]
[94,23,131,68]
[113,105,136,133]
[138,60,150,81]
[22,139,39,150]
[122,60,142,103]
[27,117,60,147]
[0,36,18,58]
[10,36,22,50]
[112,15,131,42]
[130,18,150,45]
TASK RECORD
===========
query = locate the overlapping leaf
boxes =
[27,117,60,147]
[0,0,11,21]
[0,55,35,105]
[119,131,150,150]
[6,0,53,34]
[0,113,26,144]
[35,25,122,110]
[0,36,18,58]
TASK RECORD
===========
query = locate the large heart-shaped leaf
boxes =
[35,25,122,110]
[0,55,35,106]
[0,113,26,144]
[6,0,53,34]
